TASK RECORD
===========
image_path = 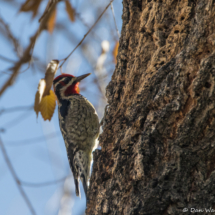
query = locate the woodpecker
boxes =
[53,73,99,199]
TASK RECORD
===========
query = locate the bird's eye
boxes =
[59,81,66,86]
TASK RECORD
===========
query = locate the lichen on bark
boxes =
[87,0,215,214]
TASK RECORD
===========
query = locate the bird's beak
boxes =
[75,73,91,82]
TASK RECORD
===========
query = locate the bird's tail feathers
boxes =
[67,145,82,198]
[73,150,90,200]
[80,173,88,199]
[74,178,80,198]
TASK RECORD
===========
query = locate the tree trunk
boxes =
[87,0,215,214]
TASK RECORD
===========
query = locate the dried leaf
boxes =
[65,0,75,22]
[40,90,56,121]
[43,59,59,96]
[34,60,59,120]
[47,8,57,33]
[20,0,42,18]
[34,79,46,118]
[113,41,119,64]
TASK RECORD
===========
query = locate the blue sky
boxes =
[0,0,122,214]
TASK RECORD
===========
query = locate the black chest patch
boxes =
[59,99,71,119]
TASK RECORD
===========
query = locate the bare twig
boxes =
[0,16,22,57]
[0,137,36,215]
[21,176,68,187]
[1,110,33,131]
[59,0,115,68]
[75,12,102,42]
[110,2,120,39]
[0,105,33,115]
[6,131,61,146]
[0,54,15,63]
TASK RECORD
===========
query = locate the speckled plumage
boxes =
[53,73,99,199]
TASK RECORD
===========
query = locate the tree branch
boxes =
[0,0,62,98]
[0,32,37,97]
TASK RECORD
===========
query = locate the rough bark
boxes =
[87,0,215,214]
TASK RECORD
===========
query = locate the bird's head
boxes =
[53,73,91,100]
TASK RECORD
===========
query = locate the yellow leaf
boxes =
[34,60,59,121]
[113,41,119,64]
[47,8,57,33]
[19,0,42,18]
[34,79,46,118]
[65,0,75,22]
[40,90,56,121]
